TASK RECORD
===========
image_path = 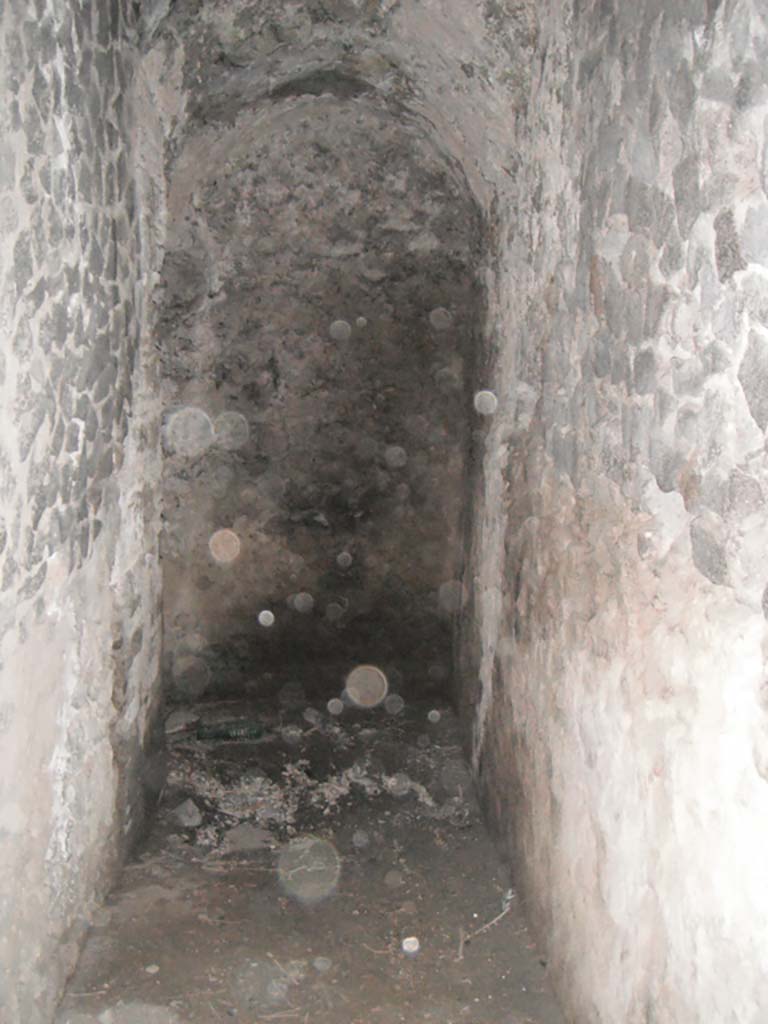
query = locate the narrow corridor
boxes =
[5,2,768,1022]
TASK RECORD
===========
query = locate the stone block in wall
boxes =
[738,330,768,430]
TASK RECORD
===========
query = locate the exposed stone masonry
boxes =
[1,0,134,592]
[0,3,163,1021]
[468,2,768,1020]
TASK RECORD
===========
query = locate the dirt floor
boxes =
[56,690,564,1024]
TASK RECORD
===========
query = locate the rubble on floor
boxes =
[56,692,563,1024]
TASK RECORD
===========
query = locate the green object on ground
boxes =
[196,720,265,740]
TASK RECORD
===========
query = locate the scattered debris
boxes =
[163,702,474,851]
[58,698,563,1024]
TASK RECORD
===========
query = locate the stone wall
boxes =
[467,0,768,1020]
[0,3,164,1021]
[157,87,482,699]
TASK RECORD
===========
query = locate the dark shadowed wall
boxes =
[158,95,482,699]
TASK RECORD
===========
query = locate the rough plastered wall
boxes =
[152,6,486,700]
[466,0,768,1020]
[0,3,165,1021]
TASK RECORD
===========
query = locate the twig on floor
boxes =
[465,902,512,942]
[455,927,465,962]
[267,951,291,976]
[362,943,390,955]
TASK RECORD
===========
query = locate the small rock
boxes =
[164,709,199,735]
[224,823,272,851]
[171,798,203,828]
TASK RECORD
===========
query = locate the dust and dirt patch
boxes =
[57,698,564,1024]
